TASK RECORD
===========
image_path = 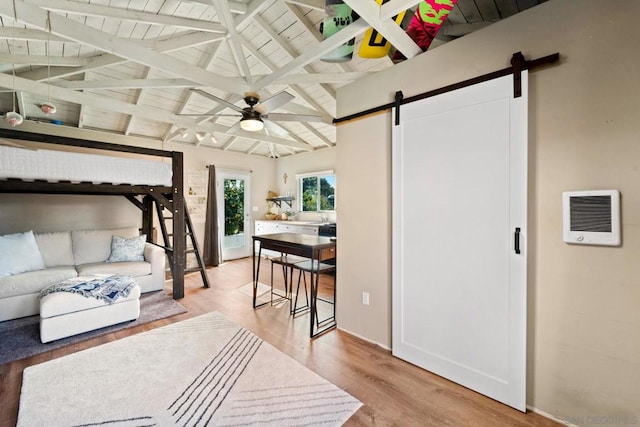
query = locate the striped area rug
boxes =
[18,312,361,426]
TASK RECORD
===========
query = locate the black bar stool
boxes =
[292,259,336,335]
[270,254,306,309]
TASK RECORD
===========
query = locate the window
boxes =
[297,170,336,212]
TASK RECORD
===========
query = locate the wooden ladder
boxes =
[155,197,210,289]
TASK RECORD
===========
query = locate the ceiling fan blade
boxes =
[176,113,241,117]
[255,91,295,114]
[190,89,245,113]
[263,119,289,136]
[263,113,324,123]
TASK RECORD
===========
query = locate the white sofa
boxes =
[0,227,166,322]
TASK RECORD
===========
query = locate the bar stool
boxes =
[270,254,306,309]
[292,259,336,336]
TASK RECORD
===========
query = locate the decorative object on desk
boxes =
[17,312,361,427]
[265,213,278,220]
[284,209,296,220]
[0,291,186,366]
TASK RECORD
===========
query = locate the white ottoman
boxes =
[40,276,141,343]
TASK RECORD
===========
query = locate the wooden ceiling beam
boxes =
[343,0,422,60]
[24,0,226,33]
[252,13,336,102]
[189,0,247,14]
[0,26,66,42]
[379,0,422,20]
[212,0,252,83]
[0,71,311,150]
[55,72,368,90]
[239,36,334,124]
[0,54,87,66]
[284,2,355,77]
[0,0,248,94]
[57,78,196,90]
[251,18,369,90]
[283,0,324,11]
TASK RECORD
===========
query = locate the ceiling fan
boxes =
[181,89,323,136]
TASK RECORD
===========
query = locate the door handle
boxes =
[514,227,521,254]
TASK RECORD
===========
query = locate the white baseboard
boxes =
[337,326,391,351]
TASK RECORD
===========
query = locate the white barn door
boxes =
[392,73,528,411]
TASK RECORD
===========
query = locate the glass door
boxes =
[217,170,251,261]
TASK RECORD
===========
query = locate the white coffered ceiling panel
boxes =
[0,0,546,157]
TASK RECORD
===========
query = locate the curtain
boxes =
[203,165,220,267]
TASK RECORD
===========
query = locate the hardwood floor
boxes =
[0,257,558,426]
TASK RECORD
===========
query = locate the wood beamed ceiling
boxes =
[0,0,546,157]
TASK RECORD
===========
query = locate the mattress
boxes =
[0,145,172,186]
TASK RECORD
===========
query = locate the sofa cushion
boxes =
[76,261,151,277]
[0,266,77,298]
[0,231,46,278]
[35,231,75,267]
[40,282,141,318]
[71,227,139,265]
[106,234,146,263]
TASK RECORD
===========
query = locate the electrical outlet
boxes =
[362,291,370,306]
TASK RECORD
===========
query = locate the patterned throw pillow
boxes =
[106,234,146,263]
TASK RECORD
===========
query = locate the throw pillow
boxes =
[0,230,46,277]
[106,234,147,263]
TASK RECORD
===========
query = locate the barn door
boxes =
[391,73,528,411]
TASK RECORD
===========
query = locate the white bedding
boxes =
[0,145,172,186]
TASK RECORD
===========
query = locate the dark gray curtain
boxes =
[203,165,220,267]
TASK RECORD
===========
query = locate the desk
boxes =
[252,233,336,338]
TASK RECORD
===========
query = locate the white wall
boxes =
[336,0,640,422]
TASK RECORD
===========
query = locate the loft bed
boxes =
[0,128,188,299]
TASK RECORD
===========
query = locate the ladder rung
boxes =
[166,234,193,239]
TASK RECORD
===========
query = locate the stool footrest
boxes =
[293,260,335,272]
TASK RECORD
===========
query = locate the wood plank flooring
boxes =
[0,257,559,426]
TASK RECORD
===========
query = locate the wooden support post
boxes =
[172,151,185,299]
[141,195,153,243]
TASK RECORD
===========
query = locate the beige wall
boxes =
[336,0,640,422]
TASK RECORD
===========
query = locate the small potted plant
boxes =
[283,209,296,220]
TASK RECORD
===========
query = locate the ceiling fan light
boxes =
[40,102,57,115]
[5,111,23,127]
[240,117,264,132]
